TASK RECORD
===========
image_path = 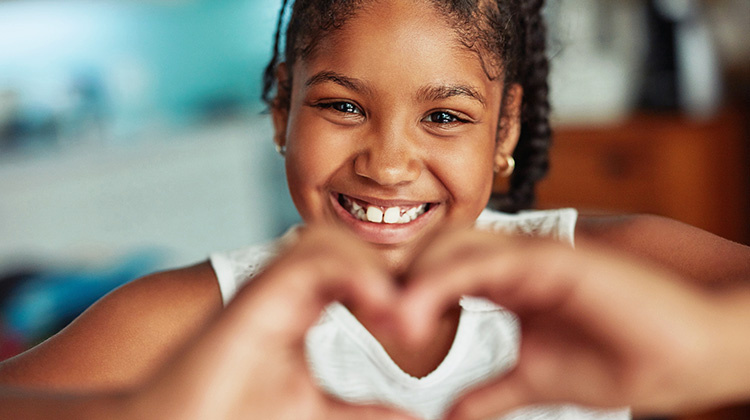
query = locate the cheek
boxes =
[432,138,496,219]
[284,111,353,218]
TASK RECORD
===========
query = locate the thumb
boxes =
[325,398,420,420]
[445,371,533,420]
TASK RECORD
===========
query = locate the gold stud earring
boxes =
[496,155,515,178]
[275,143,286,157]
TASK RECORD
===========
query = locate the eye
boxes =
[423,111,466,125]
[317,101,362,115]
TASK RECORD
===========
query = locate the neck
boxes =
[351,303,462,378]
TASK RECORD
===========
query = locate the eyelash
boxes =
[423,110,469,125]
[315,101,363,115]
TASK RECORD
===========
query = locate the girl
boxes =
[1,0,749,419]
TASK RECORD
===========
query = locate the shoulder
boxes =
[576,212,734,248]
[576,213,750,285]
[0,261,223,390]
[477,208,577,245]
[210,231,294,303]
[107,262,223,338]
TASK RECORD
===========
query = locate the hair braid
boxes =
[491,0,551,212]
[262,0,290,107]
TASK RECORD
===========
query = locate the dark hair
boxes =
[262,0,551,213]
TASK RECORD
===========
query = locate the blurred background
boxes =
[0,0,299,359]
[0,1,748,417]
[532,0,750,258]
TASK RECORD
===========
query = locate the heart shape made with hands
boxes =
[256,226,639,420]
[246,226,537,420]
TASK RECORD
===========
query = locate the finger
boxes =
[324,397,420,420]
[405,227,476,274]
[231,227,396,341]
[444,372,532,420]
[400,240,583,346]
[399,245,525,344]
[280,243,393,321]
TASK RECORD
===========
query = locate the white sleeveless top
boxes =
[209,209,629,420]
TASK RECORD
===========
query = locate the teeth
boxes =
[366,206,384,223]
[340,194,429,224]
[383,207,400,224]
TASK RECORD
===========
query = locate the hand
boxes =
[130,225,416,420]
[399,229,750,419]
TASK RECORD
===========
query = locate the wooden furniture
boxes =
[533,110,748,244]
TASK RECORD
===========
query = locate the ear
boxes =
[271,62,291,151]
[494,83,523,172]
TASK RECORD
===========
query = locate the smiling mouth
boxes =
[337,194,432,224]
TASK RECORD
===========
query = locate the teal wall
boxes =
[0,0,280,143]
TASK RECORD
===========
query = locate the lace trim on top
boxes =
[475,208,577,246]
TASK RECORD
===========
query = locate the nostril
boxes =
[353,151,421,186]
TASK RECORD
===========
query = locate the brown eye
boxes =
[318,101,362,114]
[424,110,470,125]
[425,111,457,124]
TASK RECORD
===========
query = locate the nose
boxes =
[353,127,421,186]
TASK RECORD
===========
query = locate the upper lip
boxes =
[335,192,435,208]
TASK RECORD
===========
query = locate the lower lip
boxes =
[330,194,438,245]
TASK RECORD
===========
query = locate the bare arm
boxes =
[0,262,222,391]
[577,214,750,286]
[0,388,125,420]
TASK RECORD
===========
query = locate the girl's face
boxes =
[273,0,521,273]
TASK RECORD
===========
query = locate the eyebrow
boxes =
[305,70,486,107]
[305,71,372,95]
[417,84,486,107]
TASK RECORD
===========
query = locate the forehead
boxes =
[295,0,503,99]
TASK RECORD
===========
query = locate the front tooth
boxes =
[366,206,384,223]
[383,207,400,224]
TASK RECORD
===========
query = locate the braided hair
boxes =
[262,0,551,213]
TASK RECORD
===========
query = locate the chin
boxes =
[372,240,423,280]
